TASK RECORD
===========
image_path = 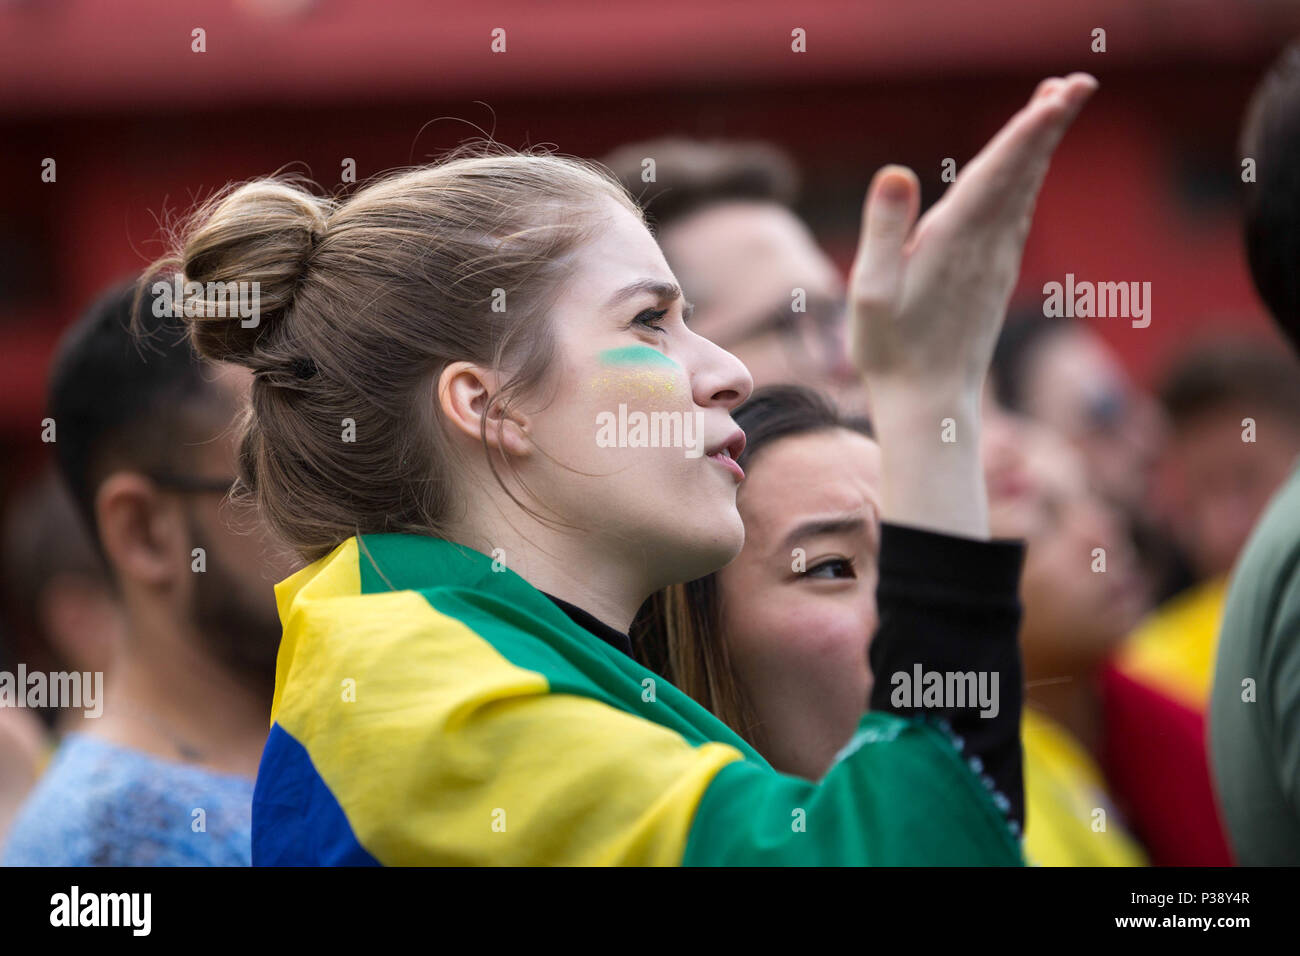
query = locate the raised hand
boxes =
[848,73,1097,539]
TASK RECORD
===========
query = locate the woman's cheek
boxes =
[588,348,692,406]
[587,365,707,465]
[753,598,859,675]
[761,600,872,719]
[586,368,684,407]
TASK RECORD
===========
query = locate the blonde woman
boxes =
[145,74,1095,865]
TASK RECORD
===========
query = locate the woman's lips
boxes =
[705,427,746,481]
[707,450,745,481]
[989,468,1033,503]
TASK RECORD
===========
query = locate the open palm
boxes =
[848,73,1098,394]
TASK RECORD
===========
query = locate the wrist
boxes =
[865,383,990,542]
[867,382,981,435]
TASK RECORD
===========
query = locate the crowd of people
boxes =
[0,48,1298,867]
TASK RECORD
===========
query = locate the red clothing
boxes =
[1100,663,1232,865]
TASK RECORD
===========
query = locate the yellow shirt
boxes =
[1023,708,1147,866]
[1114,578,1227,711]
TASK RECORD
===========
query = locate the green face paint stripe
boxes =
[598,346,682,370]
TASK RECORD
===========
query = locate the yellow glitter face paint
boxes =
[587,368,678,400]
[589,346,683,401]
[589,345,703,455]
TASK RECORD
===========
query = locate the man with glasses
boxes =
[2,280,296,866]
[603,138,868,413]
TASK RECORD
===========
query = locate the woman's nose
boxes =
[692,340,754,409]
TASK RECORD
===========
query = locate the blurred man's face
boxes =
[183,366,298,691]
[1021,326,1166,513]
[658,200,868,412]
[1164,406,1300,580]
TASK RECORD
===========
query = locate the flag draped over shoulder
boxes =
[252,533,1023,866]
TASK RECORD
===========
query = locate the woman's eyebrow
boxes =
[605,279,682,309]
[778,515,870,554]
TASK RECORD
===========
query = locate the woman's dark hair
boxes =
[989,311,1074,414]
[631,384,872,746]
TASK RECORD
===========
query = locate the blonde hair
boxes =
[140,144,642,563]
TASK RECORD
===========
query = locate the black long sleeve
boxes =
[868,522,1026,832]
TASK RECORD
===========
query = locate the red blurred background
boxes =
[2,0,1298,494]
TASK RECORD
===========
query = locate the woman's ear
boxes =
[437,362,532,458]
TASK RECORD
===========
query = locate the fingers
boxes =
[850,165,920,309]
[944,72,1097,226]
[1030,75,1068,104]
[1022,72,1096,166]
[1004,73,1097,165]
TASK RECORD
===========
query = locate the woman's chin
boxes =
[680,516,746,578]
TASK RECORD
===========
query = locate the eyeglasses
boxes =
[143,471,238,495]
[715,296,848,369]
[1082,388,1130,434]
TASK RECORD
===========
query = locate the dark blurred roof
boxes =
[2,0,1297,115]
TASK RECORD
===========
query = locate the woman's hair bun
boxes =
[164,178,334,365]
